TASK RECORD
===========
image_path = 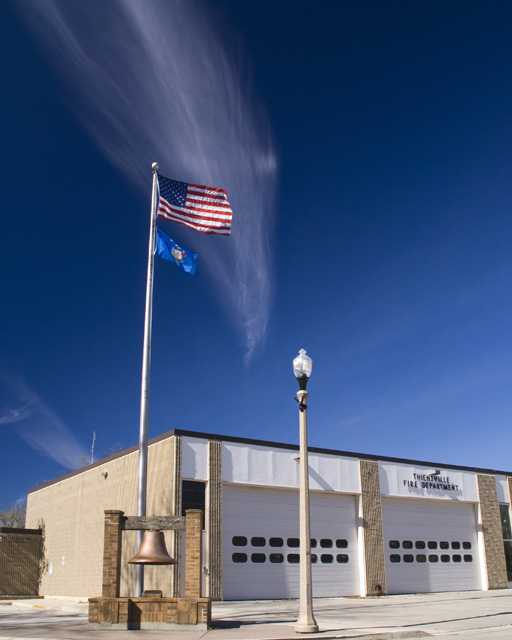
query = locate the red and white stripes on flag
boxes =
[156,173,233,235]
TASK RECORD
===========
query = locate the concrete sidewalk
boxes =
[1,590,512,639]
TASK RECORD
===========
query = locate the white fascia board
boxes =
[222,441,360,493]
[182,436,209,480]
[379,460,479,502]
[495,474,510,504]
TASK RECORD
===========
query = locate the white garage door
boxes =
[382,498,482,594]
[222,484,360,600]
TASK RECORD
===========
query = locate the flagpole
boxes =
[135,161,159,597]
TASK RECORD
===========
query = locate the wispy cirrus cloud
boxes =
[0,407,31,425]
[0,374,88,469]
[17,0,278,361]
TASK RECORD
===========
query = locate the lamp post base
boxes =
[294,621,319,634]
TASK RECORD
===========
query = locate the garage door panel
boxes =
[223,485,360,600]
[383,498,481,594]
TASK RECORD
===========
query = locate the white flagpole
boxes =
[135,161,159,597]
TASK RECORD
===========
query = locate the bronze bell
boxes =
[128,530,177,565]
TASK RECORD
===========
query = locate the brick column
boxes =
[477,474,507,589]
[207,439,222,600]
[185,509,202,598]
[360,459,387,596]
[170,435,182,597]
[102,510,124,598]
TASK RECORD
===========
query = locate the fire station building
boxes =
[25,429,512,599]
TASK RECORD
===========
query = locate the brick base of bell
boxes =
[88,596,211,630]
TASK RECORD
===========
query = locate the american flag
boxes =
[156,174,233,235]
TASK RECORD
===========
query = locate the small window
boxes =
[416,554,427,563]
[464,555,473,562]
[269,553,284,563]
[451,541,461,550]
[463,542,472,550]
[232,536,247,546]
[440,541,449,549]
[403,540,413,549]
[389,540,400,549]
[453,554,462,562]
[390,554,401,563]
[233,553,247,563]
[415,541,426,549]
[441,555,450,563]
[429,555,439,563]
[181,480,206,515]
[336,539,348,548]
[310,539,317,548]
[251,537,265,547]
[287,538,300,548]
[500,504,512,540]
[311,554,317,563]
[269,537,283,547]
[321,554,333,563]
[251,553,265,563]
[404,554,414,563]
[320,539,333,548]
[428,541,438,549]
[336,554,349,563]
[287,553,300,563]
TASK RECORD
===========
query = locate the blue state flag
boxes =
[155,228,198,275]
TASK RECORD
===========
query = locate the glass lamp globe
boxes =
[293,349,312,390]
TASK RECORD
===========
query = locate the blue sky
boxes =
[2,0,512,509]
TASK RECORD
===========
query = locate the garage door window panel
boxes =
[269,553,284,563]
[251,537,265,547]
[269,537,283,547]
[251,553,266,563]
[233,553,247,563]
[233,536,247,546]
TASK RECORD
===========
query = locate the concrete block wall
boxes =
[25,435,176,597]
[0,528,42,596]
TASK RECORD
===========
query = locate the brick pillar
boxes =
[360,459,387,596]
[185,509,202,598]
[102,510,124,598]
[170,435,182,597]
[477,474,507,589]
[207,439,222,600]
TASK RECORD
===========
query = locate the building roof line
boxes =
[27,427,512,494]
